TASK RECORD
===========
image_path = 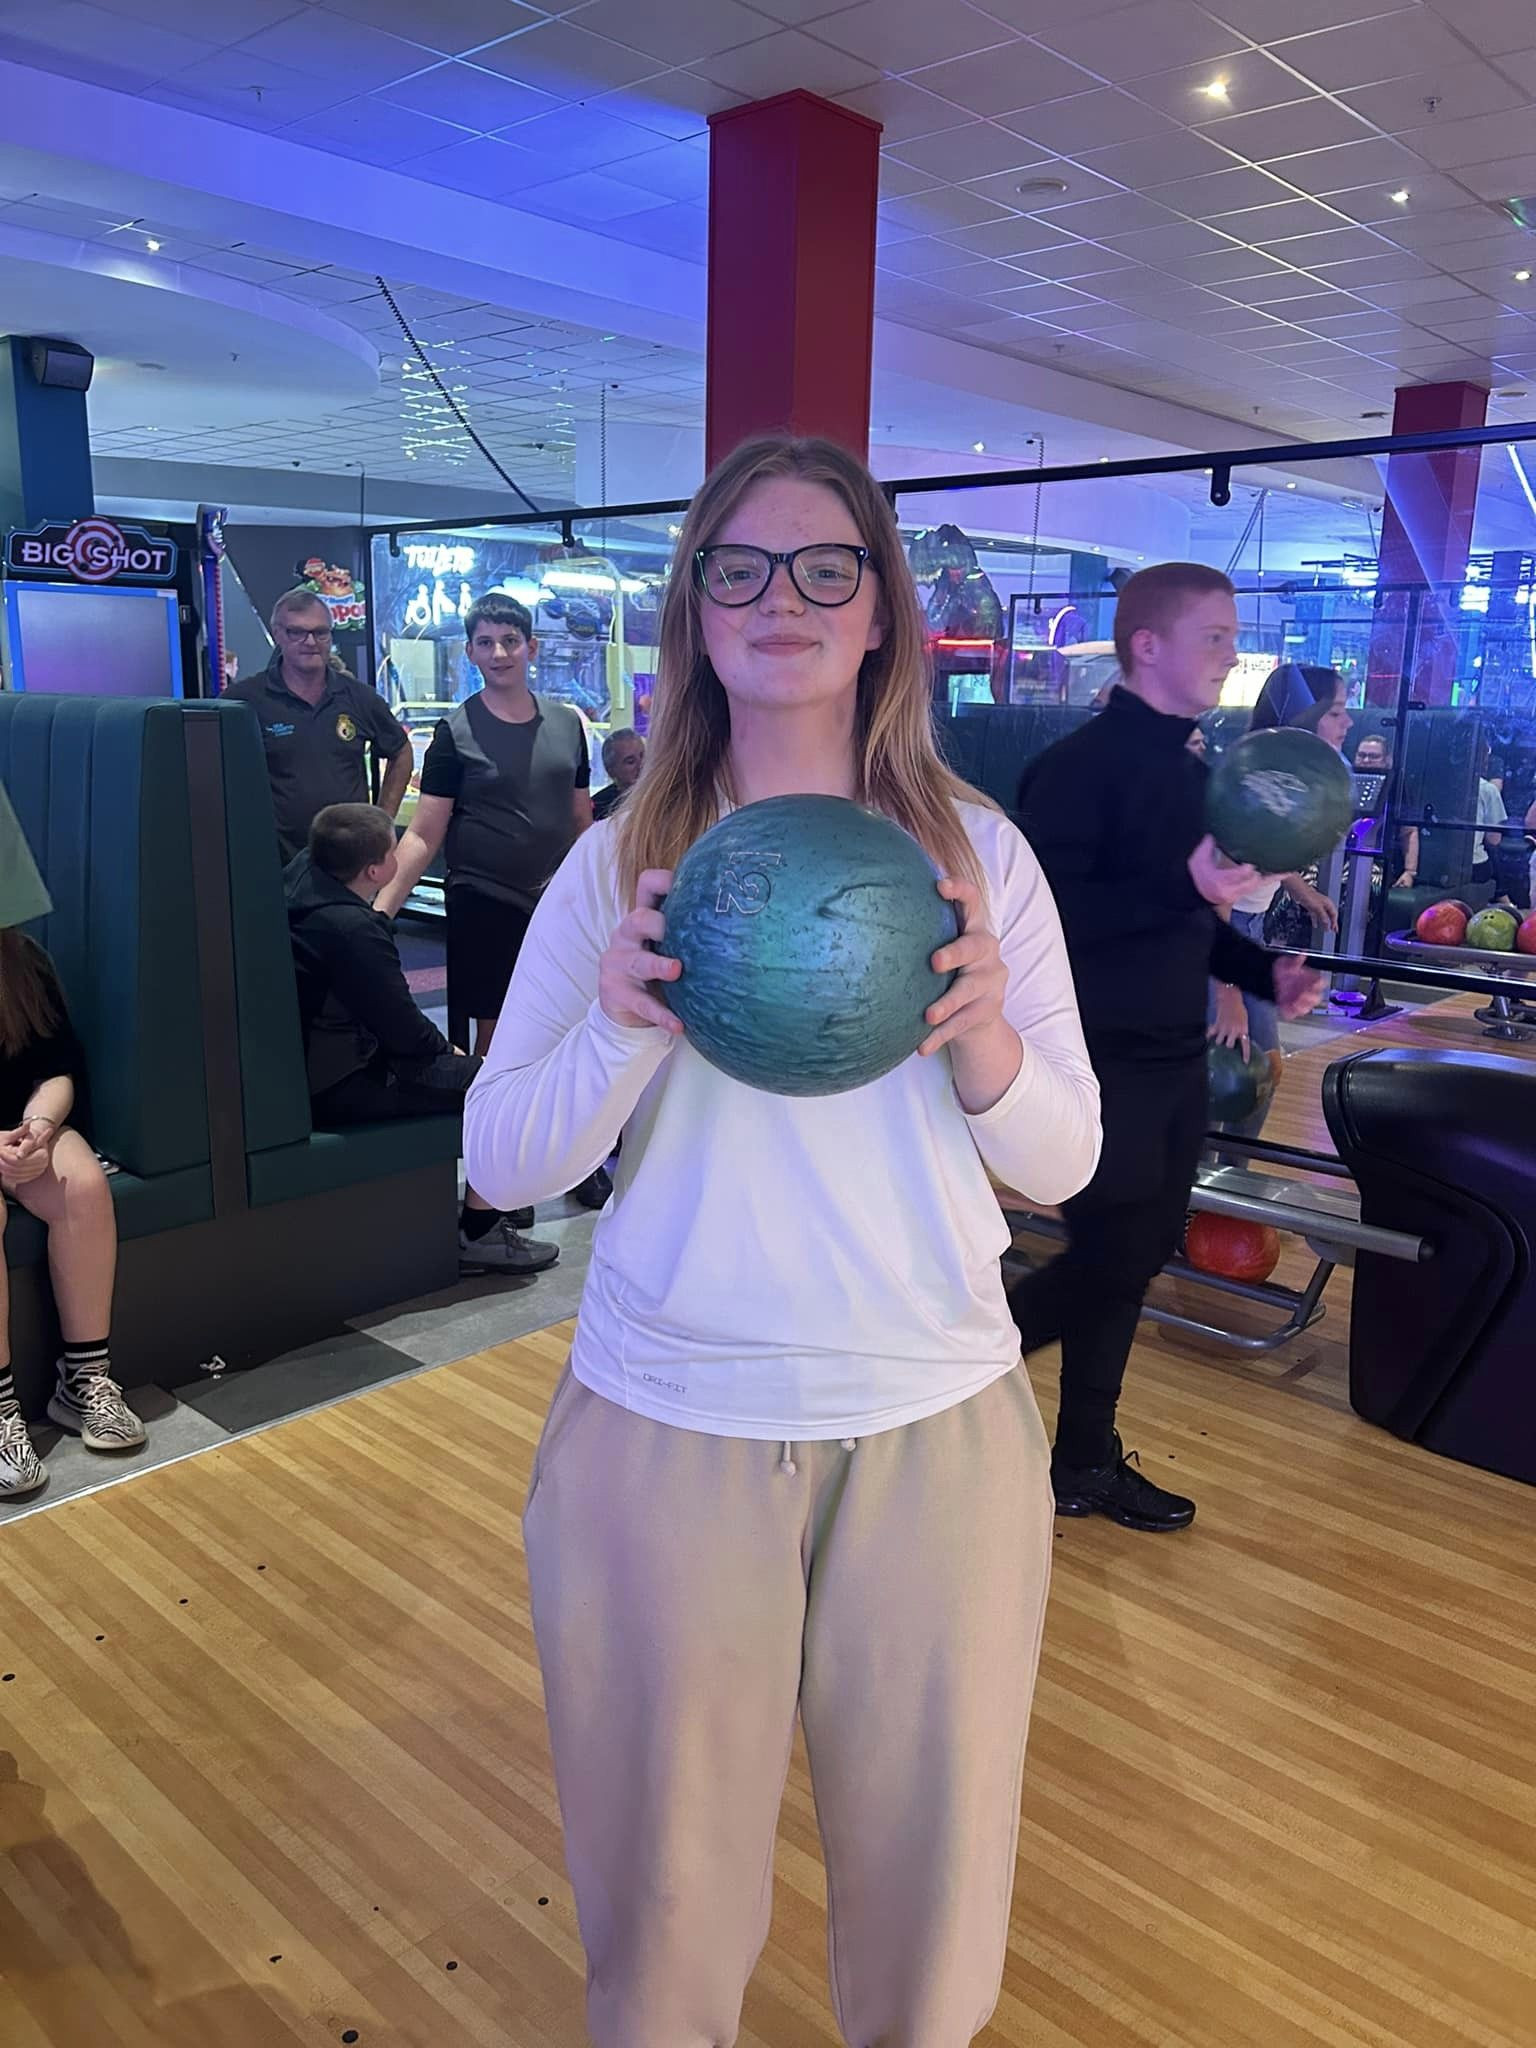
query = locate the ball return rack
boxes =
[998,1133,1432,1357]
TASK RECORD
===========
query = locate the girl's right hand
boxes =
[598,869,686,1035]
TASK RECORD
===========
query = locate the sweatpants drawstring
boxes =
[778,1438,858,1475]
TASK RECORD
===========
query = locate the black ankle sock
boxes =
[460,1205,499,1242]
[60,1341,111,1401]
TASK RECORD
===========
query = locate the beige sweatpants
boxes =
[523,1364,1055,2048]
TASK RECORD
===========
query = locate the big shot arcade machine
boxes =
[1,506,228,700]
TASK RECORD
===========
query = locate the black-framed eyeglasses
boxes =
[694,543,870,608]
[280,624,332,644]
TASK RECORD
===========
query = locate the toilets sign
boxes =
[6,518,179,585]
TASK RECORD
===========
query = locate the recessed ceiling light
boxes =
[146,238,161,251]
[1098,455,1110,463]
[1518,270,1533,282]
[1361,409,1389,419]
[1285,480,1297,489]
[1498,387,1528,398]
[1390,189,1410,205]
[972,440,986,453]
[1201,78,1230,100]
[1015,176,1069,197]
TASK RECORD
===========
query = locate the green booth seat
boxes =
[0,695,462,1409]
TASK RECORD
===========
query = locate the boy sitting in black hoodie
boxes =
[286,803,557,1276]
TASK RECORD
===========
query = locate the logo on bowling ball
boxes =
[1241,768,1308,819]
[715,852,782,917]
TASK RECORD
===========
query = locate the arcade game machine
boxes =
[908,526,1005,713]
[0,511,223,699]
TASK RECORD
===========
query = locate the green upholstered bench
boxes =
[214,698,463,1207]
[0,695,214,1312]
[1,695,461,1404]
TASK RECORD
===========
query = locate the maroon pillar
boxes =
[706,91,881,467]
[1366,379,1488,706]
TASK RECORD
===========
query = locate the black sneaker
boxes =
[1052,1434,1196,1532]
[569,1167,612,1211]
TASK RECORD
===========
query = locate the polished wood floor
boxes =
[2,997,1534,2046]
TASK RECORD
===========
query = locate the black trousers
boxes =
[1009,1053,1208,1469]
[313,1050,481,1124]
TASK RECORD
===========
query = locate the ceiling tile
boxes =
[495,104,667,171]
[812,0,1015,72]
[1403,106,1536,172]
[1304,252,1440,288]
[1014,240,1140,279]
[1145,163,1297,216]
[570,0,774,65]
[881,234,991,277]
[999,88,1174,154]
[887,123,1051,182]
[616,139,711,202]
[596,70,746,138]
[938,215,1079,258]
[1434,0,1536,59]
[1254,224,1393,264]
[615,202,709,257]
[228,10,441,91]
[1453,152,1536,201]
[695,29,879,97]
[142,59,344,126]
[1262,135,1419,194]
[1497,49,1536,96]
[878,156,944,200]
[880,187,1015,232]
[909,40,1095,117]
[410,134,547,197]
[837,79,974,142]
[1342,59,1526,132]
[317,0,546,60]
[1199,96,1373,163]
[927,259,1026,296]
[475,20,661,98]
[382,61,557,131]
[509,168,669,222]
[1040,191,1183,238]
[1271,10,1467,92]
[282,100,474,167]
[1100,219,1241,260]
[1322,173,1474,223]
[1076,129,1240,190]
[1136,48,1312,124]
[1037,0,1244,80]
[1207,194,1345,240]
[1163,244,1297,282]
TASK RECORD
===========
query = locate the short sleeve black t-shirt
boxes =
[225,656,409,863]
[420,691,590,911]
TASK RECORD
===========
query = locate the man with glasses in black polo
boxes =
[227,586,412,863]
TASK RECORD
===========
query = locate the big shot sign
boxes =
[6,518,179,584]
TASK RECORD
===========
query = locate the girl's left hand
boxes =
[919,878,1008,1057]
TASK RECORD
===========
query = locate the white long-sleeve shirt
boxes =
[464,800,1101,1440]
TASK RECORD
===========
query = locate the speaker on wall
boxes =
[27,338,95,392]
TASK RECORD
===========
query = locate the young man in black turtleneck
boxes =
[1011,563,1322,1531]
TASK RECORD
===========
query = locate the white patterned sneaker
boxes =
[47,1374,148,1452]
[0,1409,47,1498]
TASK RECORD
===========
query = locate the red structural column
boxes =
[1366,379,1488,706]
[706,91,881,467]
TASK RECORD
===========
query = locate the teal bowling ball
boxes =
[661,794,961,1097]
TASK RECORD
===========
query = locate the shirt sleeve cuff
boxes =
[585,996,672,1061]
[960,1035,1034,1132]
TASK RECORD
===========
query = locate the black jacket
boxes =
[1017,687,1277,1066]
[285,853,449,1097]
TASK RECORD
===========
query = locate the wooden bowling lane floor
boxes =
[3,1304,1534,2046]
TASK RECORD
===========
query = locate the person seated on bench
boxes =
[286,804,559,1278]
[1,929,147,1501]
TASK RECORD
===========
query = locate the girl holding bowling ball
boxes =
[465,435,1101,2047]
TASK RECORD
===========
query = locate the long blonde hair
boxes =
[616,435,990,902]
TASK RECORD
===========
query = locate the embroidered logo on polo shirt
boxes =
[336,713,358,742]
[268,721,295,738]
